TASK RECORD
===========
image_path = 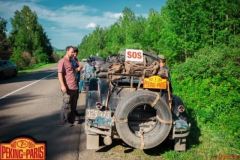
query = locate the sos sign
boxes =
[125,49,143,62]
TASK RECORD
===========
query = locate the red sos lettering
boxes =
[127,51,142,59]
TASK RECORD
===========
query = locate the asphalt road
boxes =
[0,65,86,160]
[0,65,176,160]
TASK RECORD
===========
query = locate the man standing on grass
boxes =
[58,46,79,127]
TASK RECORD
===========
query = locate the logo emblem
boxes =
[144,76,167,89]
[0,137,46,160]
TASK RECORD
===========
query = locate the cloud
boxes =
[136,4,141,8]
[85,22,96,29]
[50,13,57,17]
[104,12,123,19]
[61,5,97,13]
[0,1,117,29]
[0,0,125,48]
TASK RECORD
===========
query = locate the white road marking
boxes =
[0,72,57,100]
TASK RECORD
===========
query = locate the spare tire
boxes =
[115,90,172,149]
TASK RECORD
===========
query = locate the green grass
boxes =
[18,62,57,75]
[95,124,240,160]
[161,125,240,160]
[55,50,65,57]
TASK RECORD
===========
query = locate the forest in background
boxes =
[0,6,57,69]
[0,0,239,158]
[78,0,240,157]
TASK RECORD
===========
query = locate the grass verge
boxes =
[18,63,57,75]
[93,124,240,160]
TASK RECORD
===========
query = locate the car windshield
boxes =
[6,61,13,66]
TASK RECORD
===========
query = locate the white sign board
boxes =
[125,49,143,62]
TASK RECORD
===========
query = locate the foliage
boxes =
[77,0,240,156]
[8,6,53,69]
[18,62,57,75]
[159,0,240,64]
[78,0,240,65]
[1,0,239,156]
[172,41,240,143]
[0,17,12,60]
[50,51,60,62]
[78,7,148,59]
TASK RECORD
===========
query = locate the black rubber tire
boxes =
[115,90,172,149]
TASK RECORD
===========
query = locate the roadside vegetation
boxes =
[0,0,239,159]
[77,0,240,159]
[0,6,58,70]
[18,62,57,75]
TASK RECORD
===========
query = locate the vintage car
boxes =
[85,49,190,151]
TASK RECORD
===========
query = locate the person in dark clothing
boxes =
[158,54,173,102]
[71,47,83,89]
[158,55,171,83]
[70,47,83,117]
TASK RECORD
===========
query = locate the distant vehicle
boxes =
[0,60,18,80]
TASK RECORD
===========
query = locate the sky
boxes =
[0,0,166,49]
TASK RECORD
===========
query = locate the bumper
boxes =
[172,120,191,138]
[85,117,113,136]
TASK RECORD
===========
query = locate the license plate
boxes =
[86,109,111,119]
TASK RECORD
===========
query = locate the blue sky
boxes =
[0,0,166,49]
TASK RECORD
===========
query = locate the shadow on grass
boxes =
[186,108,201,149]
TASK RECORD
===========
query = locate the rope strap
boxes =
[156,115,172,124]
[138,132,144,149]
[112,116,128,123]
[151,92,160,107]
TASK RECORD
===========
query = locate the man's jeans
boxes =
[60,89,78,125]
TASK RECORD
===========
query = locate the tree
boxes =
[9,5,53,67]
[0,17,12,60]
